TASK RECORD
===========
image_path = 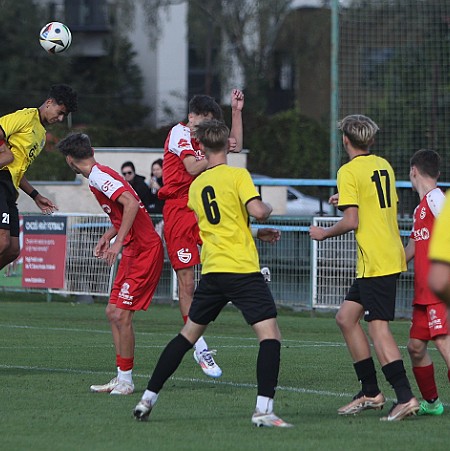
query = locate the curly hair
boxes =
[48,84,78,113]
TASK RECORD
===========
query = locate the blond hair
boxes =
[338,114,379,150]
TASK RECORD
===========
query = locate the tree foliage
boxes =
[123,0,295,113]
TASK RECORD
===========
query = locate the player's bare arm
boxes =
[256,228,281,244]
[309,206,358,241]
[404,238,415,263]
[19,176,58,215]
[183,154,208,177]
[94,226,117,259]
[247,198,272,221]
[102,191,140,266]
[329,193,339,206]
[229,89,244,153]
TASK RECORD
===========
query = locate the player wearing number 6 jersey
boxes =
[309,114,418,421]
[134,119,292,427]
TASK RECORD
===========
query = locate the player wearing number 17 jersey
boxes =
[309,114,418,421]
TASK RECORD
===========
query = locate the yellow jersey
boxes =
[188,165,261,274]
[0,108,46,190]
[429,190,450,264]
[338,153,406,277]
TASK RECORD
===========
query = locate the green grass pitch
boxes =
[1,294,449,451]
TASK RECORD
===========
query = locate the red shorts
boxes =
[163,199,201,270]
[110,243,164,311]
[409,303,450,340]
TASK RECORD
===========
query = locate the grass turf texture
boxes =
[1,295,449,451]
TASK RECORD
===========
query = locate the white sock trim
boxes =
[256,396,273,414]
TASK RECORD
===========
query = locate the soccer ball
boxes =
[39,22,72,54]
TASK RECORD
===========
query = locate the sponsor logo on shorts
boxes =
[119,282,134,303]
[177,248,192,264]
[102,204,111,214]
[428,308,443,331]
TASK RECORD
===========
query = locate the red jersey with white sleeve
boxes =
[410,187,445,305]
[158,122,205,201]
[89,164,160,253]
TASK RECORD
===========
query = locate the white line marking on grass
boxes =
[2,363,449,408]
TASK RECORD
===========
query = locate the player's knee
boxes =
[0,235,11,255]
[335,309,348,330]
[407,339,424,359]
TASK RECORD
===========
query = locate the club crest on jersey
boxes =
[101,204,111,214]
[177,248,192,264]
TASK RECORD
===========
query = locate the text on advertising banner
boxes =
[22,216,67,289]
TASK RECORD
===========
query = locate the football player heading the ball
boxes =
[0,84,78,271]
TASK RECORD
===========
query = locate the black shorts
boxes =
[189,272,278,326]
[0,170,19,237]
[345,274,399,321]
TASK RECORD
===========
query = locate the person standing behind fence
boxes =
[57,132,164,396]
[404,149,450,417]
[157,89,244,378]
[121,161,152,214]
[133,119,292,427]
[0,84,77,271]
[148,158,164,214]
[309,114,419,421]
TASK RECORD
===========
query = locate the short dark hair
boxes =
[57,132,93,159]
[410,149,441,179]
[48,84,78,113]
[195,119,229,152]
[121,161,136,172]
[188,95,223,120]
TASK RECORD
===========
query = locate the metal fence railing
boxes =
[1,213,415,317]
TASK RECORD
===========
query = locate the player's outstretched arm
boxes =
[19,176,58,215]
[229,89,244,153]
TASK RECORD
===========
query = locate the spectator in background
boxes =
[121,161,151,213]
[148,158,164,214]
